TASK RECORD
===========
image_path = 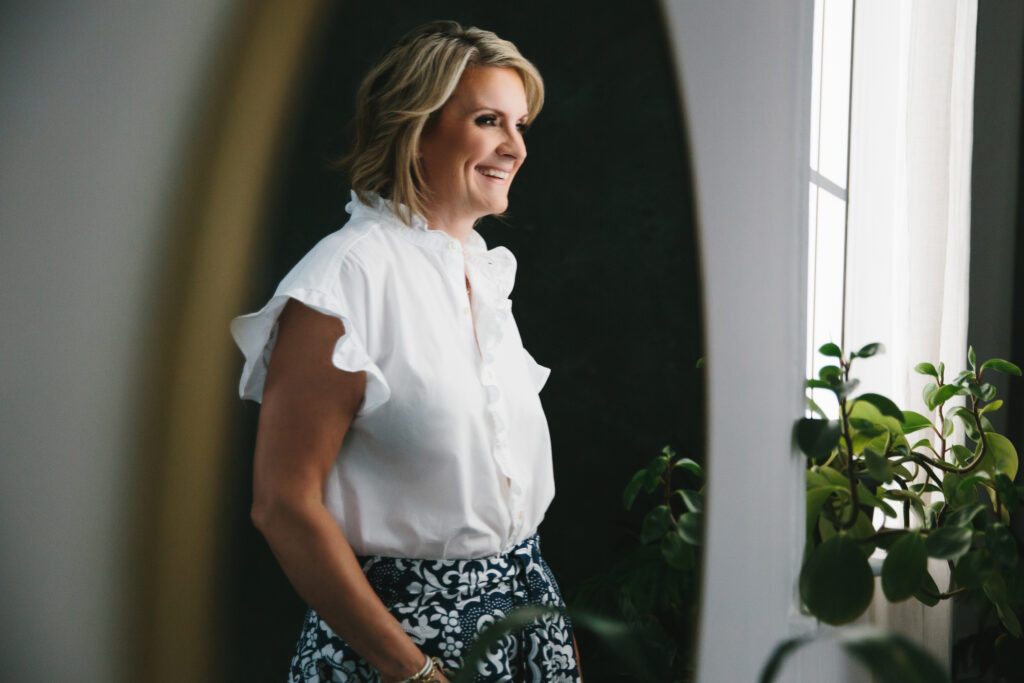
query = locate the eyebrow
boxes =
[467,104,531,121]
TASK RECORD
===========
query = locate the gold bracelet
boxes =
[401,655,446,683]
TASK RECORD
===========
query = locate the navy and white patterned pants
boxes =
[288,534,580,682]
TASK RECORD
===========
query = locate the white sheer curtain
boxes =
[843,0,977,666]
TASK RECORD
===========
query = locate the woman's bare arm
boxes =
[250,300,447,682]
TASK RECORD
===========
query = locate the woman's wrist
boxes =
[395,653,444,683]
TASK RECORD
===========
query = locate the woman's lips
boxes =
[476,166,511,181]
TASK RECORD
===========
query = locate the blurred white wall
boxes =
[0,2,238,680]
[662,1,859,681]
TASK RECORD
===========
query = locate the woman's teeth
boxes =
[478,168,509,180]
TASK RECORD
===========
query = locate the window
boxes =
[806,0,854,419]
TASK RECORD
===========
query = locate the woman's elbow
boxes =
[250,490,310,539]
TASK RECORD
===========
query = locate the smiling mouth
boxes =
[477,167,510,180]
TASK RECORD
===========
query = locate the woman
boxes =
[230,21,579,683]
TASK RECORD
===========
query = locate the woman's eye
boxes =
[516,122,531,134]
[475,115,498,126]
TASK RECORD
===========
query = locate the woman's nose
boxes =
[499,125,526,161]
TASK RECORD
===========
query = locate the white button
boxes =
[519,510,524,520]
[463,306,470,315]
[447,241,458,250]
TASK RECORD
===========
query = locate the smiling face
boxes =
[417,66,530,236]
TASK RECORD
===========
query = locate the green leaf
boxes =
[946,370,970,387]
[806,469,829,488]
[924,525,974,560]
[645,454,669,483]
[982,383,998,402]
[913,570,940,607]
[760,628,951,683]
[835,379,861,402]
[914,362,939,378]
[893,464,915,480]
[981,358,1022,376]
[946,503,984,527]
[623,470,646,510]
[926,384,960,411]
[806,396,828,419]
[951,445,974,466]
[942,416,954,438]
[864,449,895,484]
[660,528,695,570]
[874,531,905,551]
[850,401,902,441]
[857,481,898,518]
[942,472,978,509]
[953,549,994,589]
[969,345,977,370]
[882,532,927,602]
[850,510,879,557]
[795,418,841,464]
[979,432,1019,480]
[982,399,1004,414]
[674,456,703,478]
[819,364,842,381]
[640,505,672,543]
[983,574,1024,638]
[806,379,832,390]
[986,523,1018,568]
[995,473,1020,512]
[854,393,904,422]
[882,489,927,525]
[818,465,849,487]
[899,411,932,435]
[849,417,885,435]
[965,381,985,399]
[453,606,662,683]
[675,488,703,513]
[799,534,874,625]
[855,342,883,358]
[677,511,702,545]
[806,486,845,537]
[760,635,812,683]
[922,382,939,408]
[819,342,842,357]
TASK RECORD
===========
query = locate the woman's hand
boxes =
[251,300,427,680]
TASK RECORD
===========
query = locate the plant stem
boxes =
[907,453,947,485]
[839,357,860,530]
[894,477,911,527]
[918,586,967,601]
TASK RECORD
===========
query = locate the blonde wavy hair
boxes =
[344,21,545,226]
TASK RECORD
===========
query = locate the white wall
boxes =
[0,2,237,680]
[660,1,855,680]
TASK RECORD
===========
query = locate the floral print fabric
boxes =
[288,535,579,682]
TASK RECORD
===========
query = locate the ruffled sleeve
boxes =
[229,236,391,415]
[522,348,551,392]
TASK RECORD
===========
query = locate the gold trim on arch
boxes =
[135,1,330,680]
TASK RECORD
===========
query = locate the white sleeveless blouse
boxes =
[230,192,554,559]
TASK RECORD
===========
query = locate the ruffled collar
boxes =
[346,190,516,296]
[346,190,518,361]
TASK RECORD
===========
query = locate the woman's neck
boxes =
[422,209,475,245]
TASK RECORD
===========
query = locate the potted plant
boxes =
[794,343,1024,679]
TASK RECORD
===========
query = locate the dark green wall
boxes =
[224,2,702,679]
